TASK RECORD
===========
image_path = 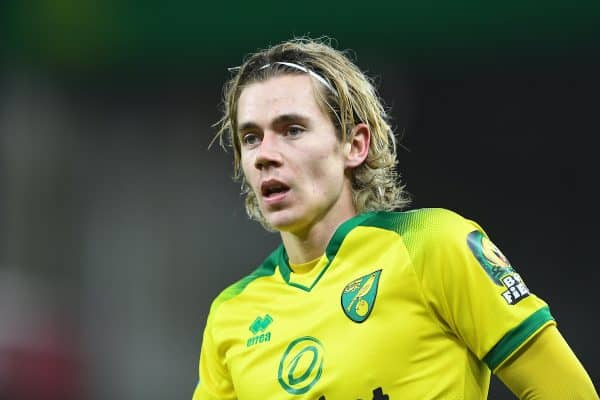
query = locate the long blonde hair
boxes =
[213,37,410,228]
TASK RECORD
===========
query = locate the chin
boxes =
[266,216,296,232]
[264,209,305,233]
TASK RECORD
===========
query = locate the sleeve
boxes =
[192,307,236,400]
[496,325,599,399]
[414,209,556,372]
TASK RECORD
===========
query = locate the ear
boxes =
[344,123,370,168]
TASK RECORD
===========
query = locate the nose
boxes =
[254,132,283,170]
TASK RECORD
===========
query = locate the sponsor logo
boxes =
[277,336,389,398]
[318,387,390,400]
[467,231,530,305]
[278,336,324,395]
[341,270,382,322]
[247,314,273,347]
[500,273,530,305]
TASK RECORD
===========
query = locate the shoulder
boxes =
[360,208,482,237]
[358,208,487,264]
[208,246,280,318]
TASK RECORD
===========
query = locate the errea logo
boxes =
[247,314,273,347]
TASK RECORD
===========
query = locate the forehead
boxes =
[237,74,327,126]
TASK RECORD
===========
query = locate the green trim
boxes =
[277,246,330,292]
[210,251,278,313]
[483,306,554,371]
[361,209,430,236]
[276,245,291,283]
[277,212,376,292]
[325,212,375,260]
[275,209,431,291]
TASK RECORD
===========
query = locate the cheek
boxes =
[305,153,346,192]
[240,155,257,186]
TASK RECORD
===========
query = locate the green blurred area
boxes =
[2,0,599,77]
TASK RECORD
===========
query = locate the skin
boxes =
[237,74,370,264]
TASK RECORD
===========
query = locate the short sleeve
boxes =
[413,210,556,372]
[192,308,236,400]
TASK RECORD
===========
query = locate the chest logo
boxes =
[278,336,324,395]
[341,270,382,323]
[247,314,273,347]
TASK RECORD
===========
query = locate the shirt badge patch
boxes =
[467,230,531,305]
[341,270,382,323]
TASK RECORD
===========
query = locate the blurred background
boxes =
[1,1,598,398]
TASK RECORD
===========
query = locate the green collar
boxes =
[276,212,376,292]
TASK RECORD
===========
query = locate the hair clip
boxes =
[226,62,337,96]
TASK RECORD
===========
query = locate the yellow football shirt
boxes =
[193,208,555,399]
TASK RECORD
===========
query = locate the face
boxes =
[237,74,356,235]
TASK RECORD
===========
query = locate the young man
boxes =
[193,38,598,399]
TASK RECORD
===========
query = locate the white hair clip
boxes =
[227,62,338,96]
[261,62,338,96]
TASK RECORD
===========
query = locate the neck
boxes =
[280,206,357,264]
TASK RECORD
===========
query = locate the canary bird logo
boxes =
[341,270,382,323]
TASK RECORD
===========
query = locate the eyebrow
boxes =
[238,113,310,135]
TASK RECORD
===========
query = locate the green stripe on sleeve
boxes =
[483,306,555,371]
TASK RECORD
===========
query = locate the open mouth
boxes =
[261,180,290,198]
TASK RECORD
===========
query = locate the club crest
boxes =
[341,270,382,323]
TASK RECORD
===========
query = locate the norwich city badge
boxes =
[341,270,382,323]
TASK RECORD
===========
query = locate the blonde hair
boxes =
[213,37,410,228]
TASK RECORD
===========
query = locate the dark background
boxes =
[1,1,598,399]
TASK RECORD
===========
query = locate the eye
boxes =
[286,125,305,137]
[241,133,261,146]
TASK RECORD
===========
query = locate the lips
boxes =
[260,179,290,198]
